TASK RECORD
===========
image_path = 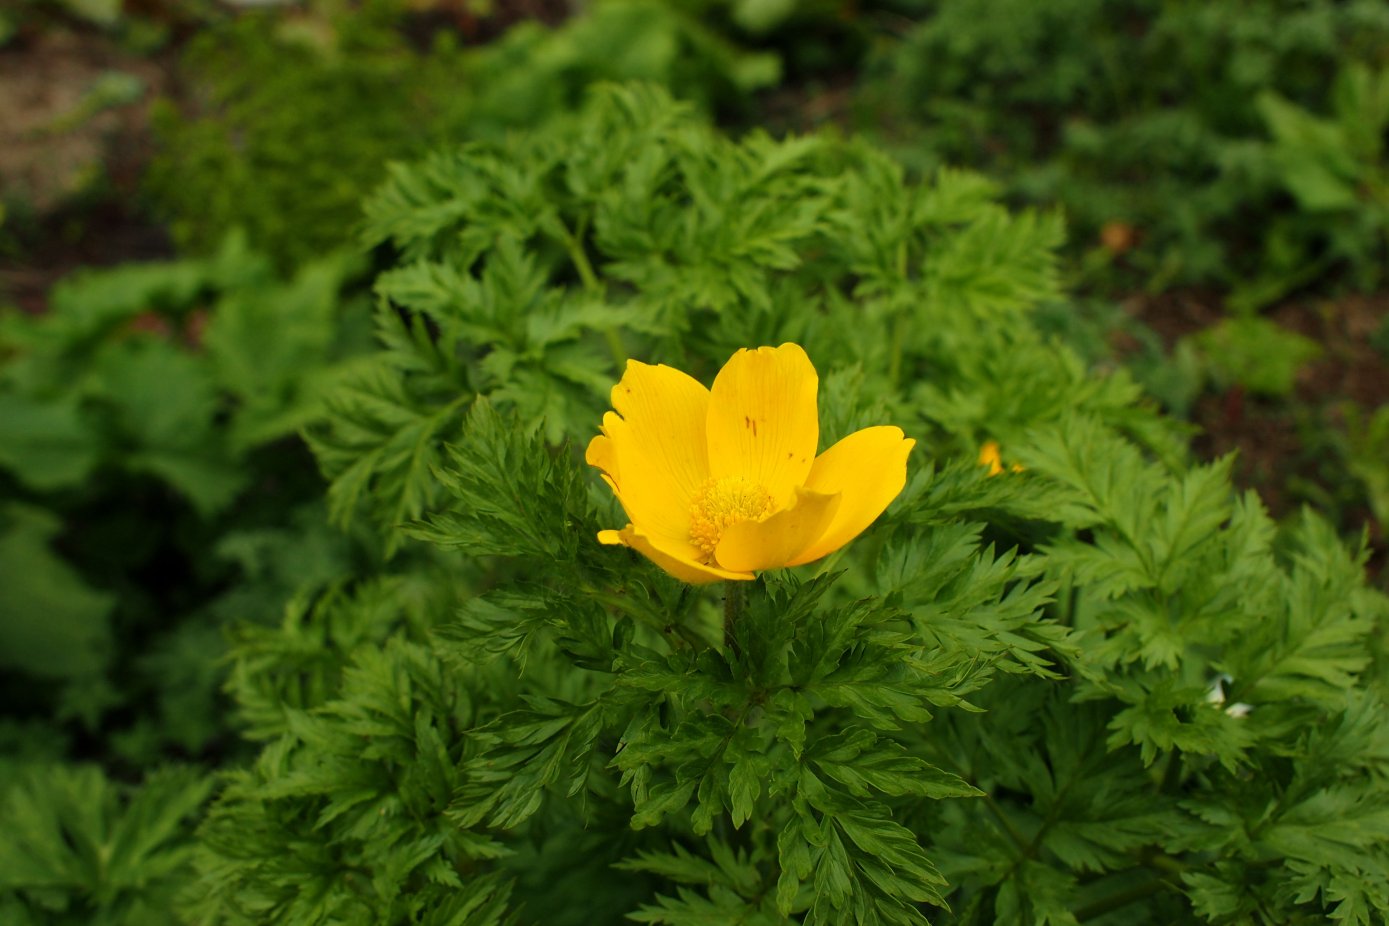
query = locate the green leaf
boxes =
[0,764,210,923]
[1191,317,1322,397]
[95,339,245,515]
[1106,682,1255,769]
[1221,513,1382,709]
[882,522,1064,678]
[1258,91,1362,212]
[202,250,364,450]
[810,729,981,801]
[307,355,470,549]
[627,884,781,926]
[450,696,609,831]
[0,394,100,490]
[0,505,114,679]
[920,206,1064,316]
[407,398,595,562]
[727,757,763,828]
[619,838,771,924]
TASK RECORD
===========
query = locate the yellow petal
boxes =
[585,434,619,482]
[706,343,818,508]
[978,440,1004,477]
[603,524,754,584]
[597,361,712,544]
[714,487,841,573]
[788,426,914,566]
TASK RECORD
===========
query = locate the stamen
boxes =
[689,476,775,559]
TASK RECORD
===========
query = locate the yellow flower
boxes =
[979,440,1006,477]
[978,440,1022,476]
[586,343,915,584]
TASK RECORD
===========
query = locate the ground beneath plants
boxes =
[0,27,173,313]
[1129,290,1389,572]
[0,1,570,314]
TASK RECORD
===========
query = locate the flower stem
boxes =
[562,220,602,294]
[888,240,910,390]
[604,328,628,371]
[554,215,626,368]
[723,581,745,660]
[1072,875,1172,922]
[888,312,906,391]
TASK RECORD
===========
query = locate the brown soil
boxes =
[754,72,858,135]
[1126,289,1389,570]
[398,0,572,48]
[0,27,175,313]
[0,4,577,316]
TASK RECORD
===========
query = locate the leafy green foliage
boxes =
[193,407,605,924]
[6,29,1389,924]
[148,1,777,267]
[190,566,520,926]
[0,233,370,511]
[0,503,114,680]
[0,233,369,885]
[1339,402,1389,531]
[864,0,1389,302]
[315,82,1179,540]
[0,764,211,926]
[213,84,1389,925]
[1189,316,1322,397]
[1242,61,1389,303]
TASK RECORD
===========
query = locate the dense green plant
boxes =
[1188,316,1322,399]
[1329,402,1389,538]
[1246,62,1389,306]
[862,0,1389,302]
[148,0,777,267]
[0,233,369,771]
[164,86,1389,925]
[0,764,211,926]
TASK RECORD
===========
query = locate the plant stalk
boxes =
[724,581,745,660]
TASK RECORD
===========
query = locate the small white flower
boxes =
[1205,673,1252,718]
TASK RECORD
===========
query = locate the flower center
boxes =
[689,476,775,559]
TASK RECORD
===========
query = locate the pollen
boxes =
[689,475,776,559]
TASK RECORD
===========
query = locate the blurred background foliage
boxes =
[859,0,1389,305]
[146,0,782,267]
[3,0,1389,922]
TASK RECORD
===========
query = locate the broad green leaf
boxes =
[0,505,113,679]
